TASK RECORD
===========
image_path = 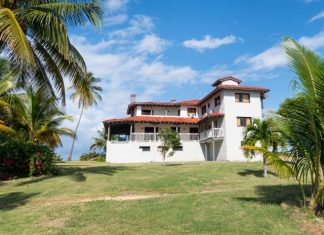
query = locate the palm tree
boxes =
[0,87,75,148]
[243,38,324,215]
[0,0,102,103]
[68,72,102,160]
[90,128,107,152]
[241,118,282,177]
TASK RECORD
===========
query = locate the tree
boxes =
[0,87,75,148]
[243,38,324,215]
[68,72,102,160]
[158,128,181,166]
[241,118,282,177]
[0,0,102,103]
[90,128,107,152]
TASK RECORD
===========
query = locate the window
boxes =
[187,108,196,116]
[214,96,221,106]
[178,109,181,116]
[235,93,250,103]
[207,103,210,108]
[202,105,206,115]
[237,117,252,127]
[173,146,183,151]
[139,146,150,151]
[142,109,152,115]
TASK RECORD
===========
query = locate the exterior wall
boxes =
[198,90,225,118]
[107,141,205,163]
[135,105,199,118]
[220,80,239,86]
[222,90,263,161]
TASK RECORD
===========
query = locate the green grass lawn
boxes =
[0,161,321,234]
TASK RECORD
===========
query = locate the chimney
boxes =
[130,94,136,103]
[170,98,176,103]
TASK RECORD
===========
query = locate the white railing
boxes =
[111,130,223,143]
[199,128,224,140]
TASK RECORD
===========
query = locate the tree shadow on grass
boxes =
[16,165,130,186]
[238,169,277,177]
[165,163,184,167]
[236,184,311,206]
[0,192,39,211]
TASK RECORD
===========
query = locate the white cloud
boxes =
[308,11,324,23]
[135,34,170,54]
[103,14,128,26]
[104,0,129,12]
[109,15,155,39]
[183,35,240,52]
[236,31,324,72]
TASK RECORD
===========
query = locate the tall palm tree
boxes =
[243,38,324,215]
[0,87,75,148]
[68,72,102,160]
[241,118,282,177]
[0,0,102,103]
[90,128,107,152]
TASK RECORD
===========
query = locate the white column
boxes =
[212,141,215,161]
[204,143,208,161]
[130,124,133,141]
[107,125,110,141]
[153,125,156,141]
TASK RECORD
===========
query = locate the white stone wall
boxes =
[106,141,205,163]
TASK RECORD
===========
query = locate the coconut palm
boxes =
[0,0,102,103]
[0,87,75,148]
[90,128,107,152]
[243,38,324,215]
[241,118,282,177]
[68,72,102,160]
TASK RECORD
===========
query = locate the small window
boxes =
[202,105,206,115]
[187,108,196,116]
[237,117,252,127]
[235,93,250,103]
[207,103,210,108]
[173,146,183,151]
[214,96,221,106]
[139,146,150,151]
[178,109,181,116]
[142,109,152,115]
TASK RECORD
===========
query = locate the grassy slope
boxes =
[0,161,310,234]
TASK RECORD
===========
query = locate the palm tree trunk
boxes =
[310,153,323,214]
[68,105,84,161]
[263,156,267,177]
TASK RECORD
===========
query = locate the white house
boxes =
[103,76,269,163]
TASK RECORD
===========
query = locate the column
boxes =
[204,143,207,161]
[107,125,110,141]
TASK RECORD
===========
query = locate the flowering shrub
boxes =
[0,134,58,180]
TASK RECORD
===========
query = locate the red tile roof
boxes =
[127,99,200,114]
[104,116,201,124]
[198,85,270,105]
[104,112,225,125]
[198,112,225,123]
[212,76,242,87]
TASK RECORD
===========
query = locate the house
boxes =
[103,76,269,163]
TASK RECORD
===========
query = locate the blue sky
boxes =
[59,0,324,159]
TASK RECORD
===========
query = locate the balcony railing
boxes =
[110,129,223,143]
[199,128,224,140]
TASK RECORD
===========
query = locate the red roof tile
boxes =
[212,76,242,87]
[104,116,201,124]
[198,85,270,105]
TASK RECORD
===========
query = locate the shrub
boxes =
[0,134,58,180]
[80,152,105,162]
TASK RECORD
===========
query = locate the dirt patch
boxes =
[292,208,324,235]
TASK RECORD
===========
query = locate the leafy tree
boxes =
[90,128,107,152]
[68,72,102,160]
[241,118,282,177]
[158,128,181,166]
[0,87,75,149]
[0,0,102,102]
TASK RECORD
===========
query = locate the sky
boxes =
[58,0,324,159]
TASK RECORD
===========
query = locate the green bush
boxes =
[80,152,105,162]
[0,134,57,180]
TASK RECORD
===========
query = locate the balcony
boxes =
[199,128,224,141]
[110,129,223,143]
